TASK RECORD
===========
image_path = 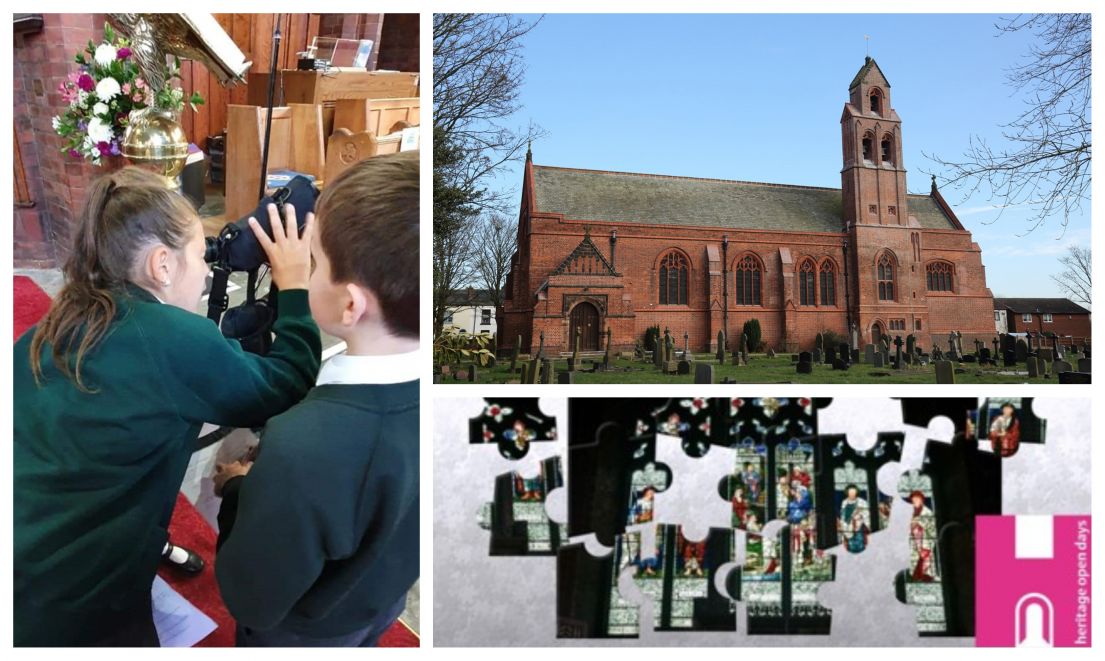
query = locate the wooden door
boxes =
[568,302,600,351]
[871,322,883,347]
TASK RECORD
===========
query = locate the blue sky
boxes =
[482,13,1090,299]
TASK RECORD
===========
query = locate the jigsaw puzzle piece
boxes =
[567,399,671,547]
[654,439,734,541]
[727,397,822,448]
[477,455,566,555]
[899,398,977,437]
[895,431,1002,637]
[651,397,718,457]
[815,432,903,553]
[469,397,557,459]
[968,396,1047,457]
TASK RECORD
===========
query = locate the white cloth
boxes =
[317,350,420,385]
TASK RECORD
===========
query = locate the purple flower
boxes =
[109,141,121,156]
[77,74,95,92]
[117,47,131,60]
[97,141,111,156]
[77,120,87,131]
[68,148,81,159]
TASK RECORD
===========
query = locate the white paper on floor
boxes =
[152,575,217,647]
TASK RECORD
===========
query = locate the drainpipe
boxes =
[722,235,729,347]
[843,237,853,335]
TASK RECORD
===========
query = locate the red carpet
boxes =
[14,275,52,339]
[13,277,420,647]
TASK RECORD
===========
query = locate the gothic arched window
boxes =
[798,259,816,306]
[734,255,763,306]
[658,251,689,305]
[870,89,882,115]
[881,134,895,166]
[820,260,836,306]
[862,131,874,163]
[926,262,954,292]
[877,253,896,301]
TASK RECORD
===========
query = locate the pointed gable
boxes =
[849,56,891,90]
[550,228,617,276]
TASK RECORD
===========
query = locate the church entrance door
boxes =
[871,322,883,347]
[569,302,601,351]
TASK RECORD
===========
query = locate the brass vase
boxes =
[121,106,189,188]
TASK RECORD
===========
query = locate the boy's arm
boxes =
[150,290,321,428]
[213,426,332,630]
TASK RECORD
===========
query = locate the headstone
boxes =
[798,351,812,363]
[893,335,904,370]
[1015,339,1029,363]
[873,352,885,368]
[812,348,822,364]
[935,360,955,384]
[851,349,860,363]
[864,343,875,364]
[1039,348,1055,364]
[838,343,850,365]
[569,327,582,371]
[694,363,714,384]
[1004,349,1016,367]
[510,335,522,372]
[980,347,992,365]
[740,333,750,365]
[973,338,983,359]
[832,358,848,371]
[932,346,943,362]
[664,328,674,365]
[906,334,916,361]
[796,361,812,374]
[678,360,692,375]
[529,358,542,384]
[850,322,859,351]
[1053,360,1073,374]
[767,347,776,359]
[1026,357,1039,378]
[536,331,545,360]
[961,355,976,364]
[440,364,452,377]
[454,368,468,381]
[557,371,574,384]
[992,337,1000,358]
[791,354,800,362]
[956,331,965,357]
[468,365,478,382]
[1078,357,1091,373]
[825,346,837,365]
[947,331,957,355]
[683,331,690,360]
[815,333,825,354]
[600,327,612,370]
[541,359,554,385]
[716,330,726,364]
[1058,371,1092,384]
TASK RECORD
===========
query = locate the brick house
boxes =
[498,57,996,354]
[994,298,1091,346]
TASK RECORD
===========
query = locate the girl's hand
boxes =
[248,203,314,291]
[214,460,253,497]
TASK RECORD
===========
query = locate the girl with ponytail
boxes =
[14,167,321,646]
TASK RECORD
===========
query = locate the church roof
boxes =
[993,298,1090,315]
[849,56,891,89]
[531,165,958,232]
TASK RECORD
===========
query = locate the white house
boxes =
[444,288,497,336]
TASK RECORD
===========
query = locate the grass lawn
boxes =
[442,353,1046,384]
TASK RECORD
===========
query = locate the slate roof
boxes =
[849,56,890,89]
[531,165,957,232]
[994,298,1090,315]
[445,288,495,306]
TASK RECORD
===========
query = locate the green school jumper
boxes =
[13,286,320,646]
[215,380,419,639]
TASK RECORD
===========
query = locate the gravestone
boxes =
[510,335,522,372]
[956,331,965,357]
[906,334,916,361]
[796,352,812,374]
[1015,339,1029,363]
[961,355,976,364]
[1056,371,1091,386]
[602,327,613,370]
[682,331,690,360]
[815,332,825,355]
[536,331,545,360]
[664,329,674,366]
[1004,349,1016,368]
[838,343,850,365]
[528,358,542,384]
[947,331,957,355]
[1078,358,1091,373]
[893,335,904,370]
[1053,360,1073,375]
[852,349,860,363]
[932,346,943,362]
[468,365,478,382]
[791,354,800,362]
[454,368,468,381]
[677,360,692,375]
[973,338,983,360]
[440,365,452,378]
[992,337,1000,358]
[767,347,776,358]
[873,352,885,368]
[557,371,574,384]
[850,322,860,351]
[825,346,837,365]
[798,351,812,363]
[980,347,992,365]
[832,358,848,371]
[740,333,750,365]
[569,327,582,371]
[694,363,714,384]
[1026,357,1039,378]
[1039,348,1055,364]
[935,360,955,384]
[716,330,726,364]
[864,343,875,364]
[541,360,554,385]
[812,348,823,364]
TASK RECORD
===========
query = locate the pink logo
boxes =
[976,515,1091,647]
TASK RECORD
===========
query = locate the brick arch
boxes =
[874,249,899,302]
[653,247,693,271]
[731,252,764,306]
[925,259,956,292]
[868,86,885,115]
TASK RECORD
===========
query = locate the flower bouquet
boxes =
[52,22,204,166]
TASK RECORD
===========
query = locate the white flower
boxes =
[51,116,61,131]
[76,90,89,107]
[95,76,121,101]
[94,44,117,67]
[93,102,109,117]
[86,117,114,144]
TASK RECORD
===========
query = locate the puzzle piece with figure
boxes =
[900,397,1046,458]
[469,398,558,459]
[894,430,1003,637]
[477,455,567,555]
[557,523,737,638]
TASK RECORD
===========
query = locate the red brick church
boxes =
[498,57,996,355]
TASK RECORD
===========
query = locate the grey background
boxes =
[433,397,1089,646]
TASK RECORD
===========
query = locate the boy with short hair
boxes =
[213,151,419,647]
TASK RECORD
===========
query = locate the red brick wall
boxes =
[13,13,110,267]
[377,14,419,72]
[1006,311,1091,343]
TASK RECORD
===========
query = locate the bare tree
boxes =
[926,14,1090,233]
[473,214,518,310]
[433,212,476,338]
[433,13,544,212]
[1051,245,1091,307]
